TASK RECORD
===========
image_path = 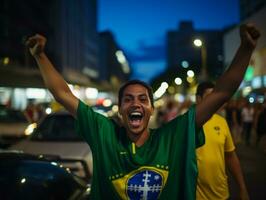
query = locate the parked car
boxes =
[0,106,34,148]
[0,150,91,200]
[9,111,93,181]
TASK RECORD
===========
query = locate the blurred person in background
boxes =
[179,99,193,115]
[25,23,259,199]
[196,81,249,200]
[23,101,38,123]
[155,105,165,127]
[225,99,243,144]
[162,99,179,123]
[234,99,244,143]
[241,101,254,146]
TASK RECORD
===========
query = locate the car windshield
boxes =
[0,109,27,123]
[30,114,83,141]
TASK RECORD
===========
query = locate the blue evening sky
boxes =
[98,0,240,82]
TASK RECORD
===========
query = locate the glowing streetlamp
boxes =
[193,39,202,47]
[193,38,208,81]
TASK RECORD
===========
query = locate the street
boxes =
[229,137,266,200]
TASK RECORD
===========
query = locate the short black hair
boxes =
[118,79,154,108]
[196,81,215,97]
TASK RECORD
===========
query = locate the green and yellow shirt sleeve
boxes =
[75,100,114,152]
[185,104,205,148]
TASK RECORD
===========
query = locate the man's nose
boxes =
[131,99,141,107]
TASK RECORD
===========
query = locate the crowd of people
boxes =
[156,97,266,147]
[225,98,266,146]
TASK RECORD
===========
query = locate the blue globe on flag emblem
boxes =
[126,170,163,200]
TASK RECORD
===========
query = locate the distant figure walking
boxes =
[241,102,254,145]
[163,99,179,123]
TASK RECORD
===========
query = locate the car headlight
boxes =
[24,123,37,136]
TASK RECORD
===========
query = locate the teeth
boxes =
[130,112,142,116]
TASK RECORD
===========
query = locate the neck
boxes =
[127,129,150,147]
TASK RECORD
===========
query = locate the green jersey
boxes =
[76,100,204,200]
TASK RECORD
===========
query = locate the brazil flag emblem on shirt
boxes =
[112,166,169,200]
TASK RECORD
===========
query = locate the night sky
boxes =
[98,0,240,83]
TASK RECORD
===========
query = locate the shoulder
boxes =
[207,113,228,125]
[213,113,226,121]
[77,100,111,123]
[159,105,196,132]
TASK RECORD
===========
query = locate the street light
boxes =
[193,39,202,47]
[193,38,208,81]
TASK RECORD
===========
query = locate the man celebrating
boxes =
[26,23,259,199]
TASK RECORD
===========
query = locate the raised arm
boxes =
[26,34,78,117]
[196,23,260,127]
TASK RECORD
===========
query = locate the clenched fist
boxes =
[240,23,260,50]
[26,34,47,56]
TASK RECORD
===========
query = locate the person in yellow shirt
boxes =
[196,81,249,200]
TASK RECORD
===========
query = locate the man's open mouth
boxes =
[128,111,143,127]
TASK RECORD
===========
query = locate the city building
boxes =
[0,0,98,87]
[223,4,266,101]
[0,0,99,109]
[98,31,131,92]
[150,21,224,101]
[166,21,224,80]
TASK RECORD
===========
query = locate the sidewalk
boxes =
[258,135,266,155]
[229,141,266,200]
